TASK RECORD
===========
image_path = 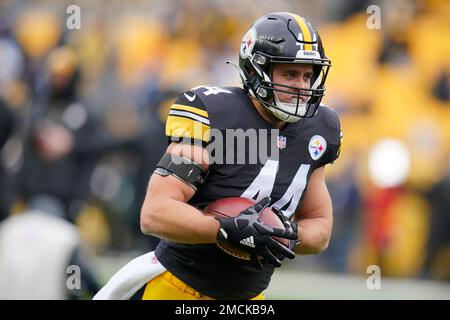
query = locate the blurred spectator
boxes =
[0,194,100,299]
[322,164,361,273]
[128,86,179,251]
[378,35,410,66]
[14,46,115,222]
[0,97,14,154]
[0,97,16,221]
[324,0,371,22]
[432,71,449,104]
[423,167,450,281]
[377,0,417,65]
[0,36,24,87]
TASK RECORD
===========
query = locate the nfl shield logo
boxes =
[277,135,287,149]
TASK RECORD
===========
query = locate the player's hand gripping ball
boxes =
[205,197,297,267]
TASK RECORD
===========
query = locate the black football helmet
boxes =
[237,12,331,122]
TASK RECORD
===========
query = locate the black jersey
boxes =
[155,86,342,299]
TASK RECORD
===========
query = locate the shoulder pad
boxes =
[165,89,210,145]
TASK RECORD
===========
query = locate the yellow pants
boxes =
[142,271,265,300]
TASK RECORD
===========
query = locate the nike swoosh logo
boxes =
[184,93,196,102]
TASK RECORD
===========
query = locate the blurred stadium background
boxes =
[0,0,449,299]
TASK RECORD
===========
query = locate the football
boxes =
[203,197,289,260]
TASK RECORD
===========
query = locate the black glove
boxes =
[216,197,297,268]
[272,207,299,254]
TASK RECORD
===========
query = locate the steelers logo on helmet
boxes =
[237,12,331,123]
[240,27,257,59]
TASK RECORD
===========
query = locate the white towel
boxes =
[93,251,166,300]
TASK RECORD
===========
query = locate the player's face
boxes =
[272,63,313,103]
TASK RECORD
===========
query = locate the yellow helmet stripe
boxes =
[290,13,313,51]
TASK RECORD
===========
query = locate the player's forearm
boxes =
[140,197,220,244]
[294,217,332,255]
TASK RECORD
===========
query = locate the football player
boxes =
[95,12,342,300]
